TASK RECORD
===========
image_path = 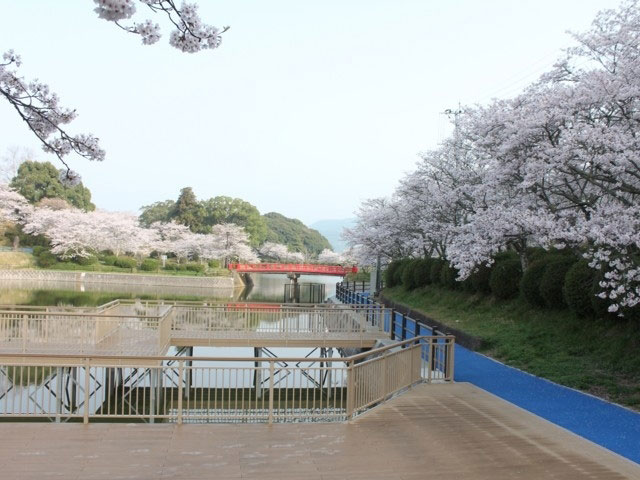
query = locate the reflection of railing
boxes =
[0,336,454,423]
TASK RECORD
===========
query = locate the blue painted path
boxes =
[455,344,640,464]
[338,290,640,464]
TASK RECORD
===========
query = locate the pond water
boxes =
[0,273,339,306]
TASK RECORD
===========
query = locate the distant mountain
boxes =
[310,218,356,253]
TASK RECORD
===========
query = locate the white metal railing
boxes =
[0,336,454,423]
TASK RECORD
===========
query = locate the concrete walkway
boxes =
[1,383,638,480]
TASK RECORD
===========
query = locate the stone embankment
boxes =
[0,269,238,289]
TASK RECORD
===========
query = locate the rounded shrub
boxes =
[384,260,400,287]
[489,259,522,300]
[393,259,412,287]
[439,262,458,290]
[540,257,576,308]
[140,258,159,272]
[470,264,492,295]
[114,257,137,269]
[429,259,445,286]
[74,255,97,266]
[208,259,220,269]
[102,255,117,266]
[186,263,205,273]
[413,258,432,288]
[32,246,46,257]
[401,259,421,289]
[563,259,596,318]
[36,251,57,268]
[520,259,552,307]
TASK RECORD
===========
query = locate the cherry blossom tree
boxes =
[348,0,640,315]
[2,2,227,180]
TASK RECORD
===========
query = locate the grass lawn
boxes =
[383,285,640,410]
[0,252,34,269]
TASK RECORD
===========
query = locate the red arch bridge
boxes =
[228,263,358,276]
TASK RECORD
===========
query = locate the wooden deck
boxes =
[0,383,637,479]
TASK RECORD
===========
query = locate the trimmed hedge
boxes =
[413,258,432,288]
[489,259,522,300]
[74,255,98,266]
[439,262,458,289]
[385,260,404,288]
[36,251,57,268]
[113,257,137,269]
[520,259,551,307]
[102,255,118,266]
[139,258,159,272]
[470,264,492,295]
[540,257,576,308]
[401,259,420,290]
[186,263,205,273]
[430,259,445,286]
[563,259,596,318]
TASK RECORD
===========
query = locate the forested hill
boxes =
[262,212,331,255]
[139,187,331,255]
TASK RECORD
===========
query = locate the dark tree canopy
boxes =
[171,187,205,231]
[201,196,267,247]
[138,189,331,253]
[10,160,95,211]
[139,200,176,226]
[263,212,331,255]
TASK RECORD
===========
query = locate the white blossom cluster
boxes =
[93,0,227,52]
[0,50,105,175]
[346,0,640,315]
[258,242,306,263]
[0,184,258,263]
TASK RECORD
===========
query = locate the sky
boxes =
[0,0,624,225]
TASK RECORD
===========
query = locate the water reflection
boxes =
[0,273,339,306]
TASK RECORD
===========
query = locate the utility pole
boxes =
[442,103,463,160]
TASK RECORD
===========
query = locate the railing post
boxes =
[427,338,433,383]
[55,367,63,423]
[346,360,354,419]
[390,309,395,340]
[447,338,455,381]
[83,358,90,424]
[177,360,184,424]
[383,351,389,400]
[268,361,274,424]
[402,313,407,340]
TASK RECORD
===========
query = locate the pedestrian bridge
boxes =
[0,300,391,356]
[228,263,358,276]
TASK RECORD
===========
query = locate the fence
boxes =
[0,301,390,355]
[336,282,455,351]
[0,336,453,423]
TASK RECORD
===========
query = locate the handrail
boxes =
[0,336,445,363]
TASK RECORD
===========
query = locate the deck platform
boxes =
[0,383,637,479]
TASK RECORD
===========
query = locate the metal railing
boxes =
[0,336,454,423]
[0,301,391,355]
[336,281,456,357]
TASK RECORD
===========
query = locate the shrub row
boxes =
[386,250,612,319]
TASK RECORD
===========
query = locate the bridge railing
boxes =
[0,303,390,354]
[0,309,167,356]
[336,281,455,356]
[0,336,454,423]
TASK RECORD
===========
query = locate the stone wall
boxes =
[0,269,236,289]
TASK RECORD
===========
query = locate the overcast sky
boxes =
[0,0,623,224]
